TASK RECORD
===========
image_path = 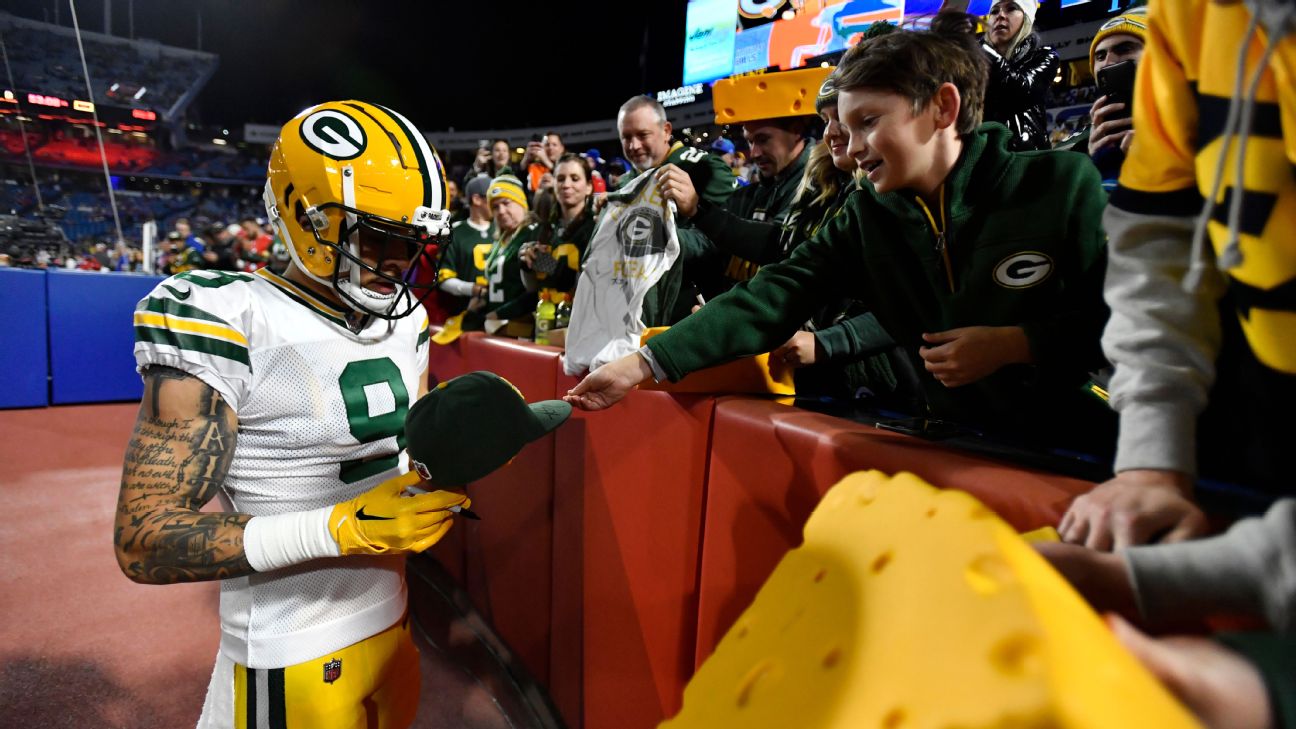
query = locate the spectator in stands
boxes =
[573,13,1113,455]
[579,148,607,194]
[438,175,495,315]
[1056,8,1148,190]
[240,216,273,271]
[1060,0,1296,549]
[521,135,554,192]
[469,174,538,331]
[491,139,514,176]
[467,138,513,183]
[606,159,630,189]
[710,137,736,167]
[520,153,596,300]
[1037,499,1296,729]
[92,241,113,269]
[77,249,103,271]
[543,132,566,167]
[732,151,752,184]
[617,95,737,325]
[201,224,241,271]
[519,131,567,193]
[700,112,816,295]
[445,179,465,222]
[980,0,1059,151]
[164,231,202,274]
[174,217,205,253]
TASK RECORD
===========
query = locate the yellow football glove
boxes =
[328,470,470,556]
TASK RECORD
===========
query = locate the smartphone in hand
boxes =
[1096,60,1137,122]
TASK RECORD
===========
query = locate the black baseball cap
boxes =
[405,371,572,487]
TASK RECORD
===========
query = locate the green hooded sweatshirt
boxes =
[647,124,1112,445]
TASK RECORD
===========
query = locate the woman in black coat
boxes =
[980,0,1059,152]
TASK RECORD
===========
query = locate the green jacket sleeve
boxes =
[691,198,785,264]
[677,153,738,262]
[646,204,863,380]
[495,290,537,320]
[694,153,738,205]
[1018,160,1111,374]
[814,311,895,362]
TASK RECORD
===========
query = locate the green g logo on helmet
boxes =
[300,109,368,160]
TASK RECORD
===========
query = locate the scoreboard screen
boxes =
[683,0,1142,85]
[1,89,159,130]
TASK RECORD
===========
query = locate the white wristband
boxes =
[243,506,341,572]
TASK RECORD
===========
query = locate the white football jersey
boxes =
[564,169,679,376]
[134,268,430,669]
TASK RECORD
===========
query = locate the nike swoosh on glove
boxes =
[328,470,470,556]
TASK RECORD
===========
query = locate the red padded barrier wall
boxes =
[421,329,478,593]
[551,371,715,729]
[454,336,562,686]
[426,327,477,389]
[550,371,584,728]
[693,397,1096,667]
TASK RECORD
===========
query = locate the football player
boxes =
[115,100,464,729]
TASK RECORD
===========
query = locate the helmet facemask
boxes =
[269,168,451,321]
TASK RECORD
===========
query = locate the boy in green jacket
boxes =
[569,14,1113,453]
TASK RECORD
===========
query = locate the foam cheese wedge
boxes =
[712,66,833,124]
[661,471,1201,729]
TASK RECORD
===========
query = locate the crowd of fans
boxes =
[0,165,265,271]
[436,6,1295,726]
[0,119,268,181]
[0,210,281,274]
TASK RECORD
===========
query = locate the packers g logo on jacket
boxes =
[993,252,1053,289]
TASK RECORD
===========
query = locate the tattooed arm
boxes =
[114,365,249,584]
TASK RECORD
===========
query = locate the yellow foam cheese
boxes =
[661,471,1201,729]
[713,66,833,124]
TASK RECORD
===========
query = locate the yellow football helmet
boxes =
[263,100,451,319]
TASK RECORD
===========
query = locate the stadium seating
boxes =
[0,13,216,113]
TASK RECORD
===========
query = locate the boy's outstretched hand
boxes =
[565,352,655,411]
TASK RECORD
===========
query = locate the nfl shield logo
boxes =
[323,659,342,684]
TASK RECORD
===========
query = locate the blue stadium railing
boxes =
[0,267,162,408]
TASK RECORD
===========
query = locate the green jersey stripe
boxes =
[141,297,235,327]
[135,325,251,366]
